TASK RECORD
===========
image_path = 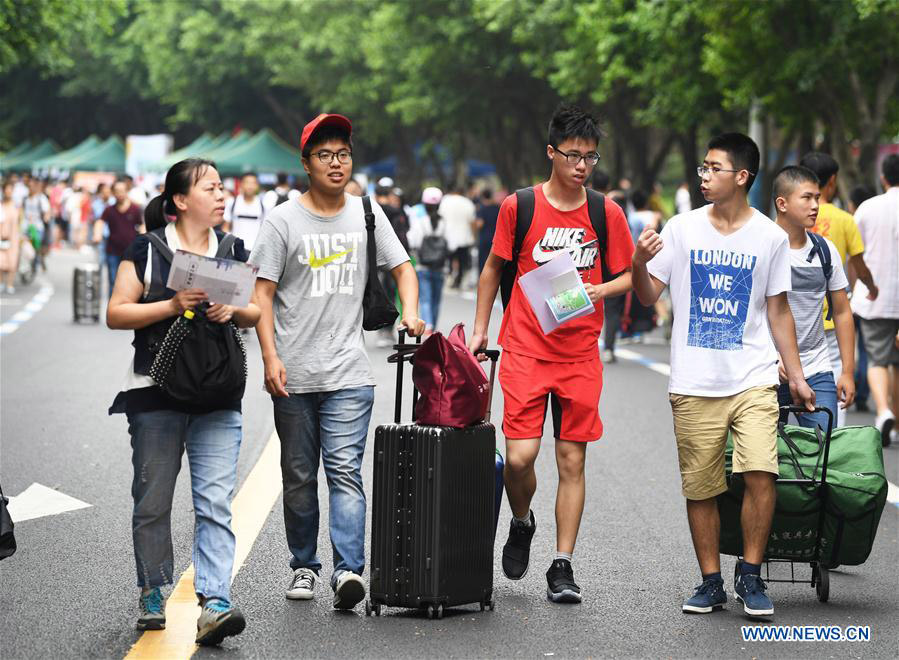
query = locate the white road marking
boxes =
[6,482,92,522]
[0,283,54,336]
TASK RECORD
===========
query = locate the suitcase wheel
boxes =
[813,564,830,603]
[364,600,382,617]
[426,603,444,620]
[365,600,371,617]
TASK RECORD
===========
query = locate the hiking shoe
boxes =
[286,567,318,600]
[876,413,894,447]
[734,569,774,617]
[502,511,536,580]
[682,577,727,613]
[332,572,366,610]
[196,598,246,646]
[546,559,581,603]
[136,587,166,630]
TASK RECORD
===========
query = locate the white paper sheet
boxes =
[166,250,259,308]
[517,252,595,334]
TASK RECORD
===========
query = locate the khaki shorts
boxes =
[669,385,779,500]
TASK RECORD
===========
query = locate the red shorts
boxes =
[499,351,604,442]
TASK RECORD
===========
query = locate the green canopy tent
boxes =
[148,132,218,171]
[0,141,33,166]
[202,131,255,163]
[65,136,125,172]
[214,129,304,176]
[32,135,102,171]
[1,140,59,171]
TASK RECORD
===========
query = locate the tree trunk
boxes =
[678,126,703,209]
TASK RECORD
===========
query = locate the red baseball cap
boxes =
[300,113,352,152]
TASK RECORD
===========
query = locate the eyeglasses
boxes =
[553,147,600,166]
[696,165,743,177]
[310,149,353,164]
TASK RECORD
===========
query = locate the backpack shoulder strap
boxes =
[146,228,173,264]
[215,233,238,259]
[586,189,612,282]
[499,187,535,310]
[807,231,834,321]
[361,195,375,231]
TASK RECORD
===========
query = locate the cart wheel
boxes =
[365,600,372,617]
[487,599,495,611]
[374,603,382,616]
[816,566,830,602]
[436,604,444,619]
[810,563,819,588]
[480,601,485,612]
[427,604,435,619]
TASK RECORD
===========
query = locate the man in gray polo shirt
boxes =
[251,114,424,610]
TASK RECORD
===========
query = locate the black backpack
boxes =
[418,216,449,269]
[499,187,613,309]
[143,229,248,407]
[807,231,834,321]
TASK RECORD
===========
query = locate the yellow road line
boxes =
[125,431,282,659]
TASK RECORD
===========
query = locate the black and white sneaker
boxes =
[546,559,582,604]
[502,511,536,580]
[286,567,318,600]
[333,572,366,610]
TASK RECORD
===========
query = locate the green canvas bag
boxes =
[719,424,887,567]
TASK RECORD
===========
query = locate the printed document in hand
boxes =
[518,251,594,334]
[165,250,259,308]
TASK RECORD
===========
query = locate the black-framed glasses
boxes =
[310,149,353,164]
[696,165,742,177]
[552,146,600,166]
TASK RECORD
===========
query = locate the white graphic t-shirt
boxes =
[647,205,791,396]
[226,195,266,250]
[250,195,409,393]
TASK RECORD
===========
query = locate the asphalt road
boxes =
[1,247,897,659]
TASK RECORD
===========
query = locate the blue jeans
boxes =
[106,252,121,297]
[127,409,242,602]
[777,371,838,432]
[418,268,444,329]
[273,386,374,586]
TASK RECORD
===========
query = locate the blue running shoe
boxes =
[196,598,246,646]
[682,577,726,613]
[734,570,774,617]
[137,587,166,630]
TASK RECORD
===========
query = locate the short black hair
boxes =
[302,124,352,158]
[548,103,601,148]
[772,165,819,202]
[240,172,258,181]
[849,184,876,209]
[631,189,649,209]
[799,152,839,187]
[591,169,611,192]
[882,153,899,186]
[374,185,391,197]
[480,188,493,200]
[707,133,760,191]
[276,172,288,185]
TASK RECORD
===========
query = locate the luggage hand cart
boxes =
[728,405,835,603]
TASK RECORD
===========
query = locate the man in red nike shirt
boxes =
[469,104,634,603]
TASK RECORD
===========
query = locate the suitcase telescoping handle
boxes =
[387,329,500,424]
[779,405,834,485]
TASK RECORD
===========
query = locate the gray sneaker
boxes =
[286,567,318,600]
[332,572,366,610]
[196,598,246,646]
[137,587,166,630]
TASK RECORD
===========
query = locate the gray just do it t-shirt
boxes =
[250,194,409,393]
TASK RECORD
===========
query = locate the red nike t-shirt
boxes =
[493,184,634,362]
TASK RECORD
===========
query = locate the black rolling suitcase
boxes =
[366,332,499,619]
[73,263,101,322]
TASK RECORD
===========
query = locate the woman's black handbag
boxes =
[148,306,248,407]
[0,482,16,560]
[361,195,399,331]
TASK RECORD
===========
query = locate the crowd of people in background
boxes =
[1,145,896,433]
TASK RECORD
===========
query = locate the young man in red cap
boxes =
[251,114,425,610]
[469,104,635,604]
